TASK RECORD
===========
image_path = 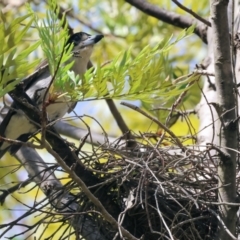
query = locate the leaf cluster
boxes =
[1,3,198,107]
[0,12,40,97]
[67,26,198,104]
[28,0,75,97]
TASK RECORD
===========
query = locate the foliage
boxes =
[8,2,198,106]
[66,26,198,104]
[28,0,74,97]
[0,12,40,97]
[0,0,210,239]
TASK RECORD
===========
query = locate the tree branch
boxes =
[7,83,134,238]
[54,121,118,146]
[44,142,139,240]
[172,0,211,27]
[13,146,108,240]
[106,99,136,148]
[125,0,208,43]
[210,0,238,238]
[121,101,185,151]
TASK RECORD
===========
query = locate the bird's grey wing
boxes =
[0,68,49,159]
[22,61,49,90]
[67,102,77,113]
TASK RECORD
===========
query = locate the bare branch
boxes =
[172,0,211,27]
[54,121,117,145]
[210,0,238,238]
[106,99,136,148]
[13,146,108,240]
[121,101,185,151]
[44,142,139,240]
[125,0,208,43]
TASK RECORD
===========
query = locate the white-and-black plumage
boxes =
[0,32,103,158]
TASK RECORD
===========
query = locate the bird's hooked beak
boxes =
[80,34,104,48]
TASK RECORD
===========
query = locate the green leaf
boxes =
[30,0,74,94]
[0,11,40,97]
[64,27,197,105]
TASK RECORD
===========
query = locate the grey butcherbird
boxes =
[0,32,104,158]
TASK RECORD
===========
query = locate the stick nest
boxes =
[75,135,234,240]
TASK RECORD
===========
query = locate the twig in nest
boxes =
[121,102,185,151]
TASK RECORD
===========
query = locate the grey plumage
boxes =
[0,32,103,158]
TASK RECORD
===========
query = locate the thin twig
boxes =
[165,78,199,126]
[172,0,211,27]
[208,209,237,240]
[121,102,185,151]
[106,99,136,148]
[151,107,196,115]
[154,186,174,240]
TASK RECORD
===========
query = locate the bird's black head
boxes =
[65,32,104,74]
[66,32,104,48]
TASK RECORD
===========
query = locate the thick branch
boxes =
[125,0,208,43]
[45,143,139,240]
[7,85,123,238]
[106,99,136,148]
[210,0,237,238]
[14,146,107,240]
[54,121,118,145]
[172,0,211,27]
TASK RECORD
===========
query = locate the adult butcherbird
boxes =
[0,32,104,158]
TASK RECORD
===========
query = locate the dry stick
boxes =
[0,165,57,205]
[106,99,136,148]
[0,135,41,150]
[41,44,66,145]
[44,142,139,240]
[58,6,124,39]
[0,179,31,205]
[89,59,135,147]
[192,69,214,76]
[152,107,196,115]
[121,102,185,151]
[172,0,211,27]
[106,100,129,134]
[208,209,237,240]
[165,80,196,126]
[171,216,208,230]
[154,186,174,240]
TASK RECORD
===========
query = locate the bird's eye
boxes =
[73,34,81,42]
[66,33,83,46]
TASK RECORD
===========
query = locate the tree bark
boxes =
[210,0,237,239]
